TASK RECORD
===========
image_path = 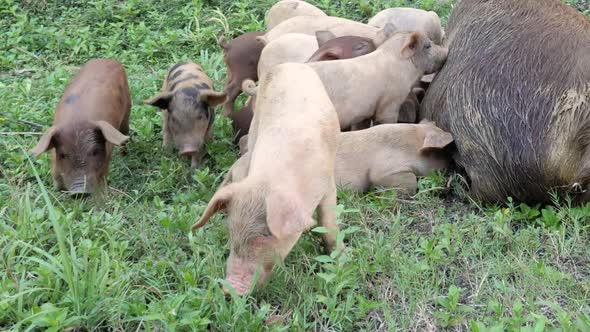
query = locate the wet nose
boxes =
[180,148,198,156]
[222,285,249,297]
[68,180,92,197]
[223,277,250,296]
[69,191,91,199]
[67,186,92,198]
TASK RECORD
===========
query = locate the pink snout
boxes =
[223,275,253,296]
[180,148,198,156]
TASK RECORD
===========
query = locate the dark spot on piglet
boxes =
[169,75,200,91]
[64,94,80,104]
[181,86,200,97]
[167,62,189,79]
[194,82,209,90]
[169,70,184,81]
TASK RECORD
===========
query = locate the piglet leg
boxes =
[374,100,402,125]
[371,171,418,195]
[162,110,173,152]
[222,83,241,117]
[190,150,206,168]
[317,182,344,254]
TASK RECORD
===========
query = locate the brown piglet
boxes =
[307,32,376,62]
[143,62,226,168]
[31,58,131,196]
[192,63,341,296]
[219,32,264,117]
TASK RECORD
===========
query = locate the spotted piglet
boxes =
[144,62,226,168]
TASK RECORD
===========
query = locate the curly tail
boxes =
[255,35,268,46]
[218,35,229,50]
[242,79,258,96]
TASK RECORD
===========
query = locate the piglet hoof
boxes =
[190,155,204,169]
[323,240,345,257]
[120,145,128,157]
[162,143,173,154]
[571,182,586,194]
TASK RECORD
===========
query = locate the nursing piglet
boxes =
[264,15,390,44]
[335,121,453,193]
[307,31,447,129]
[368,7,444,45]
[266,0,326,30]
[227,121,453,195]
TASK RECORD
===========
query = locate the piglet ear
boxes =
[198,90,227,108]
[266,191,315,239]
[191,184,236,230]
[256,36,268,46]
[142,91,174,110]
[420,127,454,152]
[315,30,336,47]
[311,48,342,62]
[401,32,420,59]
[31,126,58,157]
[374,22,397,46]
[94,121,129,146]
[412,87,426,101]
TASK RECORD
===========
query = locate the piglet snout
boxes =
[67,178,92,197]
[180,148,198,156]
[224,276,252,296]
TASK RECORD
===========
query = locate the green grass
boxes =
[1,0,590,330]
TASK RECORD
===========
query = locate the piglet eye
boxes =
[353,42,366,51]
[58,153,67,160]
[91,149,99,157]
[425,42,432,49]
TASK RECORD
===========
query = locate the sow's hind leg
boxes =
[572,149,590,203]
[563,118,590,203]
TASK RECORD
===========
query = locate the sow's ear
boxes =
[94,121,129,146]
[315,30,337,47]
[191,184,236,230]
[198,90,227,108]
[142,91,174,110]
[374,22,397,46]
[31,126,58,157]
[420,127,454,152]
[266,191,315,239]
[401,32,420,59]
